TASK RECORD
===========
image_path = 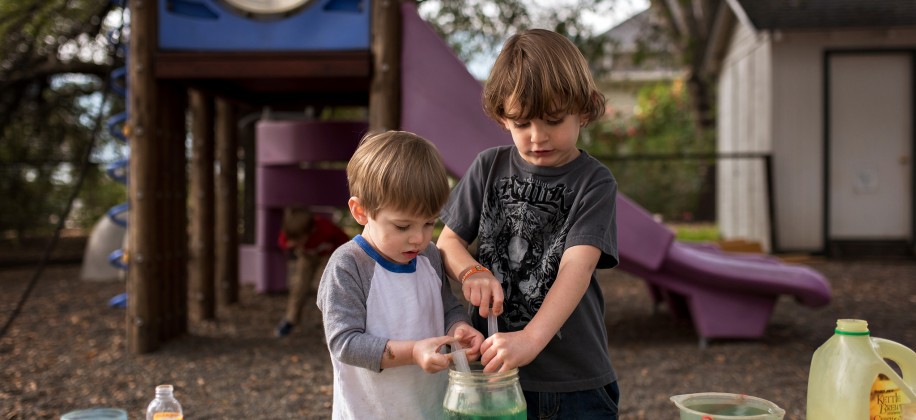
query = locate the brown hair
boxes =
[483,29,606,124]
[282,207,314,242]
[346,130,450,219]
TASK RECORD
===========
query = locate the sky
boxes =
[580,0,651,34]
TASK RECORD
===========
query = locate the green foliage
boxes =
[74,165,128,230]
[0,0,126,239]
[587,80,715,222]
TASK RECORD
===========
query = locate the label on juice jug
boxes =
[903,403,916,420]
[871,373,905,420]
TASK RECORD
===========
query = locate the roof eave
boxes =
[702,0,738,78]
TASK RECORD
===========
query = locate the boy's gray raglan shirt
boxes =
[441,145,619,393]
[316,237,468,418]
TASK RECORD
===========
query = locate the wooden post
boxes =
[189,90,216,321]
[240,109,257,245]
[215,98,239,305]
[163,85,189,339]
[127,0,161,354]
[369,0,402,132]
[129,0,190,353]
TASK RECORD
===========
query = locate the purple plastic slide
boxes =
[399,1,832,344]
[616,195,831,345]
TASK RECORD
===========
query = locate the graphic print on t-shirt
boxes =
[478,175,572,330]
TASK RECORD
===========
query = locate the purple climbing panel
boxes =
[241,120,366,293]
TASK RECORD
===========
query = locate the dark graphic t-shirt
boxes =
[441,146,619,392]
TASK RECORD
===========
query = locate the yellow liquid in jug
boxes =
[153,413,182,420]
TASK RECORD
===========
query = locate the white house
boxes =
[598,8,684,118]
[704,0,916,256]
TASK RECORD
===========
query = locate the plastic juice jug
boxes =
[443,362,526,419]
[807,319,916,420]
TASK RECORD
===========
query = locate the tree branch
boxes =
[2,58,110,86]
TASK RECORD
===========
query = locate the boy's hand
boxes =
[462,273,504,317]
[479,329,543,373]
[451,323,484,361]
[412,336,454,373]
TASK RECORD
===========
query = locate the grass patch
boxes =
[669,223,720,243]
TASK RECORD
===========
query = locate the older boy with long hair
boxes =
[438,29,621,418]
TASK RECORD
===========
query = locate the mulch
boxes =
[1,236,914,419]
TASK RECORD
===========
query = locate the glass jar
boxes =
[443,362,526,420]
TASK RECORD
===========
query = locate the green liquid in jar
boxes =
[443,408,526,420]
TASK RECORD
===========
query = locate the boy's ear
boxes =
[348,197,369,226]
[579,114,589,127]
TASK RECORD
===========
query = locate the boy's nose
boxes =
[530,122,548,143]
[408,229,423,244]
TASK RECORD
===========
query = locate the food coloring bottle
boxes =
[146,384,183,420]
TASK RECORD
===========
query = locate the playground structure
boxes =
[122,0,381,353]
[119,0,830,354]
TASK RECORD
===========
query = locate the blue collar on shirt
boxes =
[354,234,417,273]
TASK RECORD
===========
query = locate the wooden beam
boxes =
[189,90,217,321]
[178,79,370,109]
[215,98,239,306]
[154,51,371,79]
[369,0,402,131]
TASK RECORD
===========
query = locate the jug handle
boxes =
[873,337,916,402]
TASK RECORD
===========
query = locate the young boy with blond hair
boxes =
[317,130,484,419]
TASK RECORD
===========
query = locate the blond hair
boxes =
[483,29,606,124]
[346,130,450,219]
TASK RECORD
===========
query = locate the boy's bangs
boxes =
[505,66,578,120]
[377,172,447,221]
[380,192,442,221]
[505,90,575,121]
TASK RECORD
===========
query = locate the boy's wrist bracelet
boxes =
[459,264,491,284]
